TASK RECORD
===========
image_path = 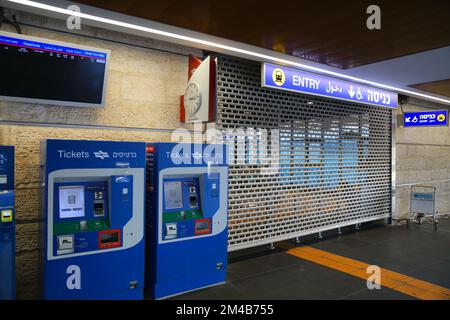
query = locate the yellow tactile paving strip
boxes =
[277,243,450,300]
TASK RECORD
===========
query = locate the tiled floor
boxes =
[171,218,450,300]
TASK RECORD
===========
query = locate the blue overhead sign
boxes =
[404,110,448,127]
[262,63,398,108]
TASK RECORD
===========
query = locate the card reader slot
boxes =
[93,201,105,217]
[188,185,198,208]
[189,194,198,208]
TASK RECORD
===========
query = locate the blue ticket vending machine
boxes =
[42,140,146,300]
[0,146,15,300]
[146,143,228,299]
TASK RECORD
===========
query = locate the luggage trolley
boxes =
[408,185,438,231]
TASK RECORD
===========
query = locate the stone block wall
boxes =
[395,104,450,220]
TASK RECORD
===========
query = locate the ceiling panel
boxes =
[74,0,450,69]
[410,79,450,98]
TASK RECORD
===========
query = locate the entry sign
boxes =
[262,63,398,108]
[404,110,448,127]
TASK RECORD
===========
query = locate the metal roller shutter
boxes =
[215,55,393,251]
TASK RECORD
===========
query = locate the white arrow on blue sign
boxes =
[404,111,448,127]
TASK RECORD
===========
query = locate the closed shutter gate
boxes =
[215,55,393,252]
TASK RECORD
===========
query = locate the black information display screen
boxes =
[0,33,108,107]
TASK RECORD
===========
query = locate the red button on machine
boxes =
[98,229,122,249]
[194,218,211,235]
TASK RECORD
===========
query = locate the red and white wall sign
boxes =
[180,55,217,123]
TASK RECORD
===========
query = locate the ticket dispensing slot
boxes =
[57,234,74,255]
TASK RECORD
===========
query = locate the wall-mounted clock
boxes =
[184,82,202,116]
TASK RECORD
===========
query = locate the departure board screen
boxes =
[0,32,108,107]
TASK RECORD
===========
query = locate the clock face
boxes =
[184,83,202,117]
